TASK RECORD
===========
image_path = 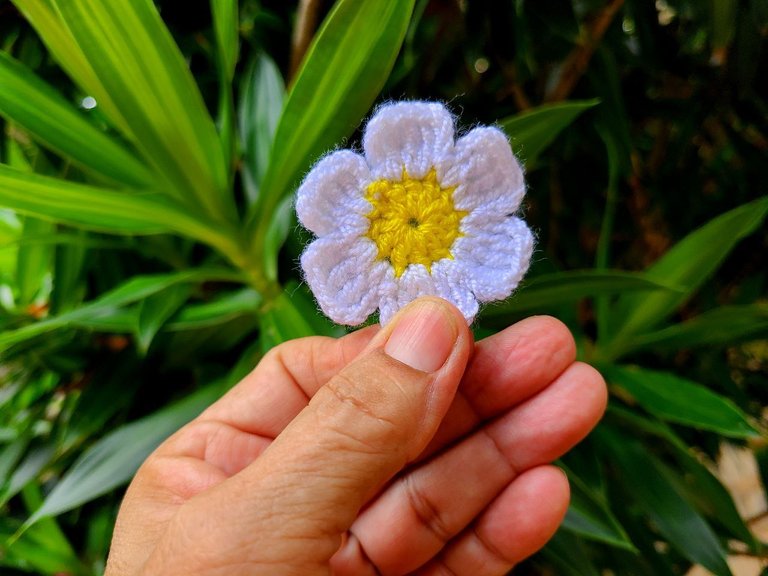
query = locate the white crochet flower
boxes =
[296,101,534,326]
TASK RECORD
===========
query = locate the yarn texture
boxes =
[296,101,534,326]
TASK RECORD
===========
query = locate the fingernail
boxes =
[384,299,459,372]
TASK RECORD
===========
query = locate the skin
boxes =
[105,297,607,576]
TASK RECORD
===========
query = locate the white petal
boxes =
[453,216,535,302]
[376,260,478,325]
[440,127,525,214]
[301,236,386,325]
[363,101,455,181]
[431,259,479,322]
[295,150,372,236]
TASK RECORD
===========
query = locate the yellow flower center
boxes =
[364,167,467,278]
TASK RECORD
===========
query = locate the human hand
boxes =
[105,297,606,576]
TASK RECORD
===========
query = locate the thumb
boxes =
[177,297,470,574]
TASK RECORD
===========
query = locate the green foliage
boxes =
[0,1,766,575]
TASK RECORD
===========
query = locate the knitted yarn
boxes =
[296,101,534,326]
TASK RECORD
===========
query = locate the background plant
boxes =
[0,0,766,574]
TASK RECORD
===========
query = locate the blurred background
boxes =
[0,0,766,574]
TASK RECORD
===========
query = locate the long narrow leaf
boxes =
[605,365,760,438]
[11,0,132,136]
[0,165,226,246]
[247,0,415,277]
[610,196,768,343]
[0,268,242,350]
[24,383,223,527]
[52,0,232,219]
[0,51,154,187]
[598,429,733,576]
[630,303,768,351]
[483,269,682,317]
[500,99,600,168]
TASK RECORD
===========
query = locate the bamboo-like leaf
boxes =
[482,269,682,317]
[50,0,232,219]
[259,291,317,353]
[15,216,53,307]
[247,0,415,277]
[605,365,760,438]
[24,383,222,526]
[630,303,768,351]
[0,51,154,187]
[598,429,733,576]
[0,268,242,350]
[500,99,600,168]
[238,52,285,204]
[0,165,225,246]
[11,0,132,136]
[610,196,768,344]
[609,405,758,551]
[135,284,191,354]
[211,0,238,82]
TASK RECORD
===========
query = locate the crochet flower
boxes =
[296,101,534,325]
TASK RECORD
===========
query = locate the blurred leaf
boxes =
[482,269,682,317]
[135,284,192,354]
[561,463,636,550]
[15,216,53,307]
[538,529,602,576]
[52,0,232,219]
[259,291,317,353]
[605,365,760,438]
[0,164,220,241]
[0,445,55,508]
[25,382,223,527]
[609,406,758,551]
[630,304,768,350]
[0,51,154,187]
[248,0,416,277]
[211,0,239,82]
[710,0,737,52]
[0,268,241,350]
[238,52,285,204]
[598,429,733,576]
[49,230,88,314]
[499,99,600,168]
[11,0,133,136]
[166,288,262,331]
[611,196,768,346]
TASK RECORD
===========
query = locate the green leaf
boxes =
[482,269,682,317]
[561,464,635,550]
[630,303,768,351]
[538,529,601,576]
[0,51,154,187]
[0,268,241,350]
[609,405,758,551]
[25,382,223,526]
[135,284,192,354]
[259,291,318,353]
[51,0,232,219]
[211,0,239,82]
[499,99,600,168]
[604,364,760,438]
[11,0,133,136]
[238,52,285,204]
[0,165,229,249]
[15,216,53,307]
[597,429,733,576]
[248,0,415,276]
[610,196,768,344]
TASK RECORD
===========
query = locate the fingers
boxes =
[332,361,606,574]
[142,298,473,574]
[196,314,576,470]
[414,466,570,576]
[199,325,379,438]
[423,315,577,457]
